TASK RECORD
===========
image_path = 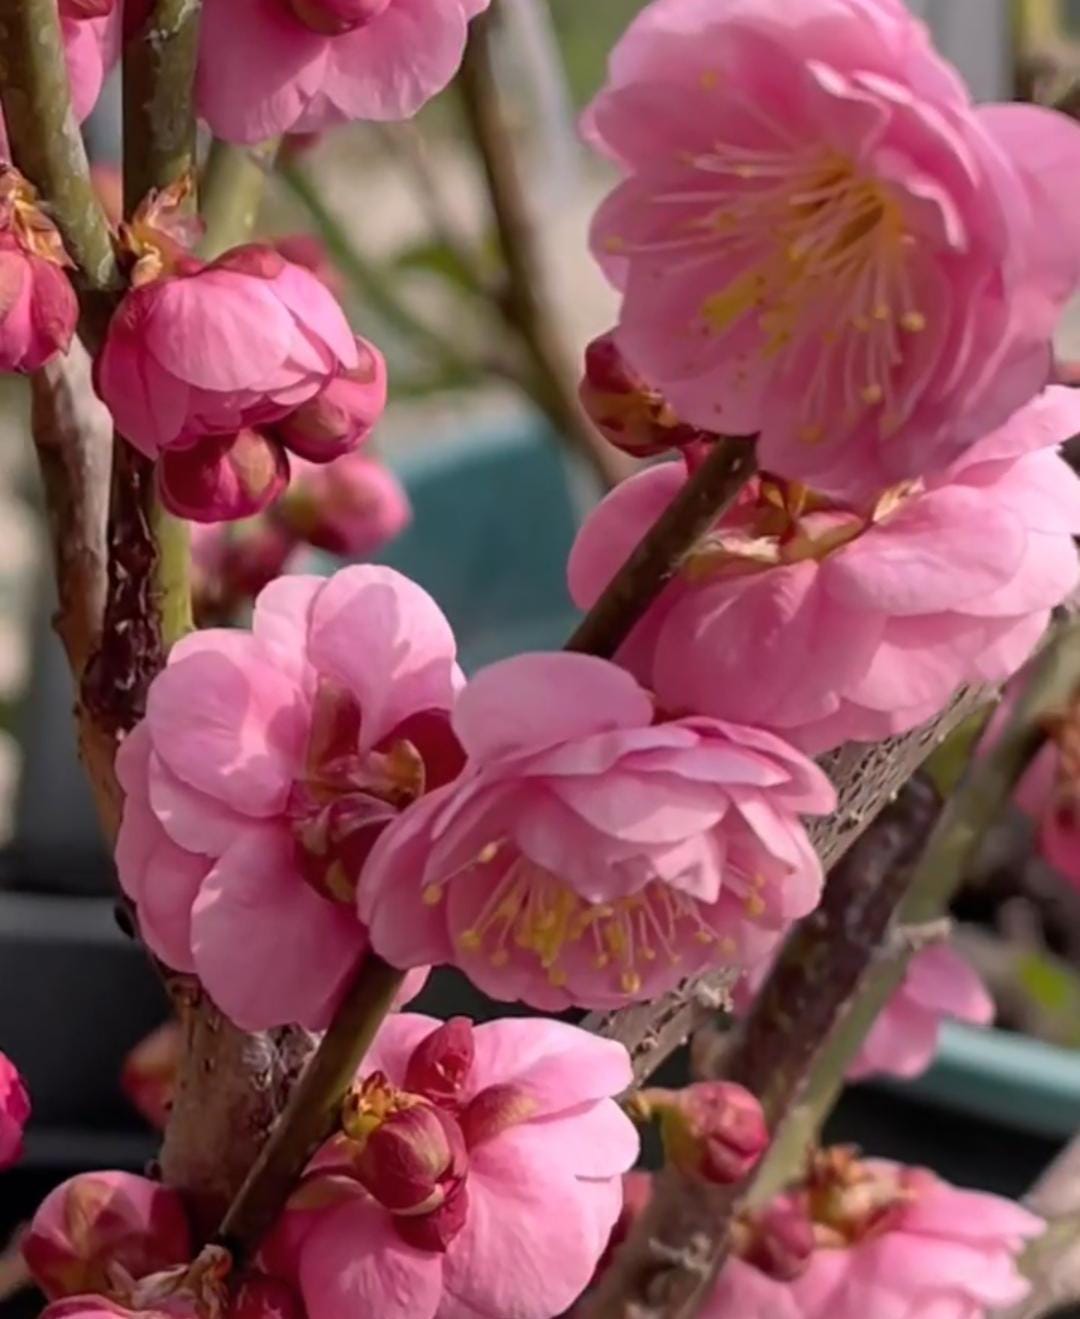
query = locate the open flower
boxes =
[274,1014,638,1319]
[24,1173,191,1302]
[0,166,78,374]
[197,0,492,144]
[570,388,1080,754]
[0,1050,29,1169]
[96,244,359,458]
[358,651,834,1012]
[115,566,463,1030]
[848,942,993,1082]
[707,1150,1043,1318]
[586,0,1080,499]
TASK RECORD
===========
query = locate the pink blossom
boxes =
[190,519,298,625]
[95,244,358,458]
[0,166,78,373]
[23,1172,191,1301]
[848,942,993,1082]
[706,1155,1043,1318]
[277,453,411,557]
[0,1050,29,1169]
[114,565,462,1031]
[58,0,120,122]
[358,651,834,1011]
[197,0,492,145]
[274,233,344,297]
[586,0,1080,499]
[570,388,1080,754]
[279,1013,638,1319]
[158,429,291,523]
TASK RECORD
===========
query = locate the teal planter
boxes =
[902,1022,1080,1140]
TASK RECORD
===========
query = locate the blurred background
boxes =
[5,2,1080,1312]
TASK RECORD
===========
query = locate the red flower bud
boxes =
[737,1194,816,1281]
[284,0,390,34]
[157,431,290,524]
[352,1101,467,1218]
[273,340,386,463]
[649,1082,768,1185]
[23,1172,190,1301]
[580,331,713,458]
[403,1018,475,1108]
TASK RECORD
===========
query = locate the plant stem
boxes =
[200,138,281,259]
[583,618,1080,1319]
[0,0,119,298]
[565,438,758,658]
[457,10,627,490]
[278,157,482,384]
[215,957,406,1261]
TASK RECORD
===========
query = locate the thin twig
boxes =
[458,9,628,490]
[583,619,1080,1319]
[200,138,281,259]
[566,438,758,657]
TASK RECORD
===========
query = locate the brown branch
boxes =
[458,9,629,491]
[214,957,406,1262]
[199,138,281,260]
[566,437,758,659]
[583,619,1080,1319]
[0,0,118,297]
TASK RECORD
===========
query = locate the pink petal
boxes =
[359,1013,445,1089]
[486,1100,640,1179]
[468,1017,632,1115]
[147,752,248,857]
[306,565,458,749]
[826,487,1027,616]
[905,943,994,1025]
[452,653,654,762]
[147,629,308,817]
[192,824,365,1031]
[443,1142,605,1319]
[251,573,323,684]
[299,1198,442,1319]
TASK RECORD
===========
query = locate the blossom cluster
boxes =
[4,0,1079,1317]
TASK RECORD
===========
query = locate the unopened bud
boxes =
[275,454,410,557]
[23,1172,190,1301]
[403,1018,475,1108]
[580,332,713,457]
[736,1194,816,1281]
[273,340,386,463]
[0,1051,30,1169]
[352,1101,467,1217]
[284,0,390,34]
[157,430,289,524]
[642,1082,768,1185]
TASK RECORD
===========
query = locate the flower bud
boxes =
[736,1194,816,1281]
[645,1082,768,1185]
[273,340,387,463]
[403,1018,475,1108]
[157,431,290,524]
[351,1100,467,1217]
[23,1172,190,1301]
[0,166,77,374]
[580,331,712,457]
[0,1050,30,1169]
[275,454,410,557]
[284,0,391,34]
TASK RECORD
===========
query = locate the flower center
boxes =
[431,852,740,995]
[684,473,919,581]
[284,0,391,34]
[685,145,924,441]
[804,1148,911,1247]
[288,680,426,903]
